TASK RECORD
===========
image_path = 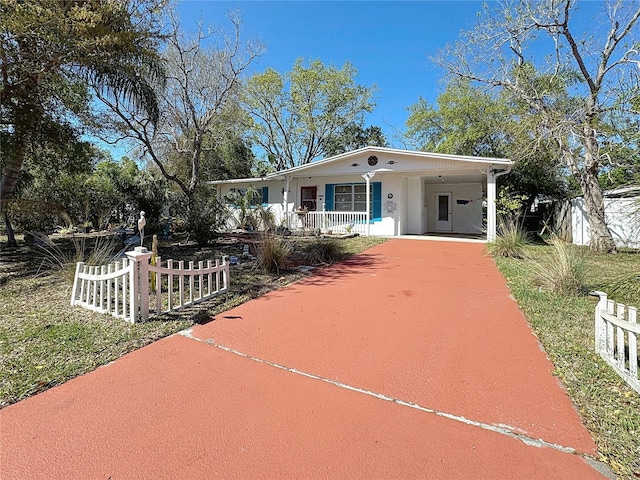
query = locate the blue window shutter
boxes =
[325,184,335,210]
[372,182,382,220]
[261,186,269,205]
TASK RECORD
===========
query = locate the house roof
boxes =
[604,185,640,198]
[208,146,512,185]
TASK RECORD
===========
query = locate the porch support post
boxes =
[283,176,291,229]
[487,169,497,242]
[362,171,376,237]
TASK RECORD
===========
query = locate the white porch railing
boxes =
[71,247,229,323]
[593,291,640,394]
[287,211,368,235]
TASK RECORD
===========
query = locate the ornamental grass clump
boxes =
[256,234,292,274]
[607,272,640,306]
[487,216,531,258]
[527,237,589,296]
[304,238,344,265]
[34,234,123,283]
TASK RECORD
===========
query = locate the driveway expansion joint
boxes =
[178,329,596,462]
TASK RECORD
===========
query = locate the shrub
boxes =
[256,235,292,274]
[304,238,344,265]
[527,237,588,295]
[487,216,531,258]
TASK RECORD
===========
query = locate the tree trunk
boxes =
[1,101,33,249]
[581,172,616,253]
[1,134,27,248]
[0,128,28,213]
[579,124,617,253]
[4,210,17,247]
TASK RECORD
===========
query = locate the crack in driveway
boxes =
[178,328,598,464]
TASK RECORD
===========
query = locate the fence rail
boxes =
[593,291,639,393]
[71,247,229,323]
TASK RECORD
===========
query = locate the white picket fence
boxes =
[71,247,229,323]
[592,291,640,393]
[70,258,135,321]
[149,257,228,316]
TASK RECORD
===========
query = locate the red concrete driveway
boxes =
[1,239,611,479]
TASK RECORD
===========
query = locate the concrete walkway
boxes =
[1,239,610,479]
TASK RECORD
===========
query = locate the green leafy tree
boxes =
[433,0,640,252]
[90,158,168,229]
[406,81,510,156]
[242,58,376,170]
[0,0,164,245]
[7,138,100,232]
[406,80,566,211]
[324,122,388,157]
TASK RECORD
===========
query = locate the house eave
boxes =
[207,146,513,185]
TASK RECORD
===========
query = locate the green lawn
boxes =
[494,245,640,479]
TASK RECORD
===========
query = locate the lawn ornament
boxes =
[137,211,146,246]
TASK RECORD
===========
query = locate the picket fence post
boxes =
[592,291,608,353]
[125,247,153,323]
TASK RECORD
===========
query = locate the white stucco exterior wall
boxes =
[424,183,484,234]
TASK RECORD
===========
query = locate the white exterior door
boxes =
[435,193,452,231]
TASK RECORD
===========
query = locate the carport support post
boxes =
[487,170,497,242]
[362,171,376,236]
[486,167,512,242]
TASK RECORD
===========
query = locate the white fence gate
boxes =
[71,247,229,323]
[592,291,640,394]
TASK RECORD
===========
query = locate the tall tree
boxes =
[406,80,566,208]
[0,0,164,245]
[406,81,510,157]
[324,121,388,157]
[96,12,262,244]
[242,59,375,170]
[434,0,640,252]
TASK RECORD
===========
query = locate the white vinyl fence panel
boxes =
[70,259,134,321]
[593,292,640,394]
[71,247,229,323]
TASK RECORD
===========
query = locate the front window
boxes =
[334,184,370,212]
[227,188,264,206]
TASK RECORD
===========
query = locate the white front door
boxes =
[435,193,452,231]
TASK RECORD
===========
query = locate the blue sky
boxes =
[176,1,488,147]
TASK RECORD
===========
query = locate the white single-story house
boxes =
[210,146,513,241]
